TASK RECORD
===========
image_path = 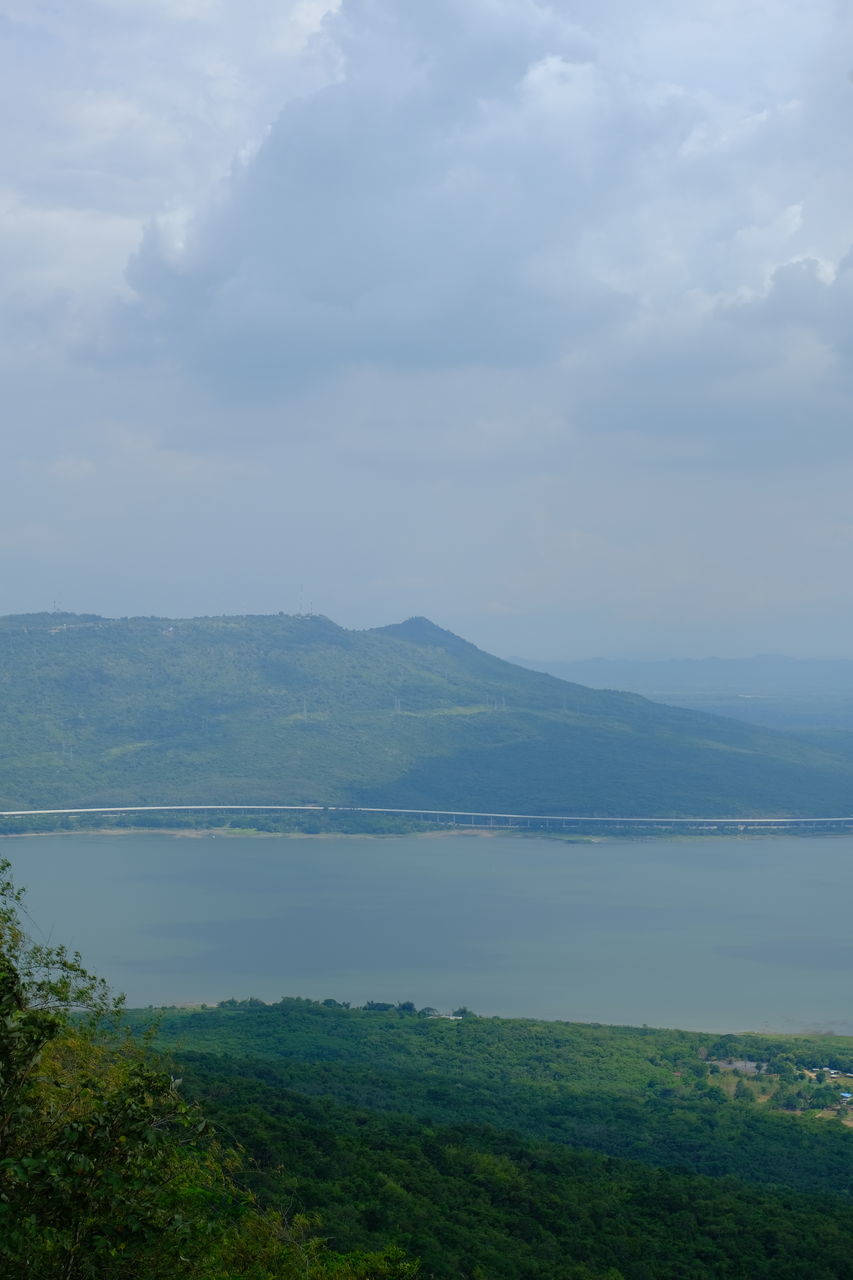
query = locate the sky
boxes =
[2,0,853,659]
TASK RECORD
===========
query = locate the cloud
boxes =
[0,1,338,315]
[116,0,853,463]
[121,2,628,387]
[3,0,853,653]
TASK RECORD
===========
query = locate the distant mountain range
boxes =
[2,611,853,817]
[514,655,853,732]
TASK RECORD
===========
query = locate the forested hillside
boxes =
[130,999,853,1279]
[2,611,853,817]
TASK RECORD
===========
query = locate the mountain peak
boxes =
[372,617,475,653]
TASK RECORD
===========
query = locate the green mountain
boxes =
[2,610,853,816]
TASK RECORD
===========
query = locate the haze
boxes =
[2,0,851,659]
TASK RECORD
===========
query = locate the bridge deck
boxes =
[1,804,852,830]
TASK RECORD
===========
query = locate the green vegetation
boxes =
[127,998,853,1278]
[3,610,853,819]
[0,807,437,838]
[0,860,416,1278]
[132,999,853,1196]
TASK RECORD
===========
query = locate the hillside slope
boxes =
[1,611,852,816]
[131,1000,853,1280]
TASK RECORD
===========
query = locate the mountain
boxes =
[2,611,853,816]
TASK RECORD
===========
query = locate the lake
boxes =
[5,830,853,1033]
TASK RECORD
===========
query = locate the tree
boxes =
[0,860,418,1279]
[0,857,237,1276]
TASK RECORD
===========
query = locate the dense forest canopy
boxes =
[128,997,853,1279]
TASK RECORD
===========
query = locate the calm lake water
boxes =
[5,831,853,1033]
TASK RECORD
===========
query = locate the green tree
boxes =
[0,859,418,1280]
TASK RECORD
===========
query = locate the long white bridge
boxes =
[2,804,853,831]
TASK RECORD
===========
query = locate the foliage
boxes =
[0,860,418,1279]
[129,1000,853,1279]
[134,999,853,1198]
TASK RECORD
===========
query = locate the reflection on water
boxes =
[6,831,852,1033]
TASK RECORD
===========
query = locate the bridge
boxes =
[2,804,853,833]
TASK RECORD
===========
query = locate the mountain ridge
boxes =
[1,610,852,817]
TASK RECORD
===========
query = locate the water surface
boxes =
[6,831,852,1032]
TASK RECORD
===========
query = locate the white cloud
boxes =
[2,0,853,653]
[0,0,338,322]
[120,0,853,419]
[0,188,138,307]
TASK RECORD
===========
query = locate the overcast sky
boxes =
[2,0,852,658]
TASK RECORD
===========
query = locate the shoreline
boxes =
[12,827,853,1039]
[121,997,853,1041]
[1,823,847,843]
[0,825,575,841]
